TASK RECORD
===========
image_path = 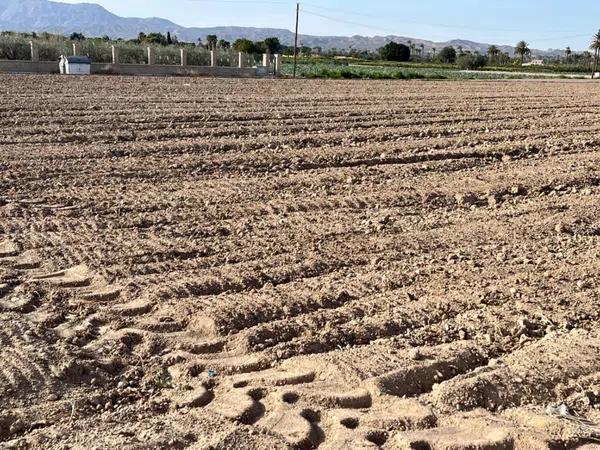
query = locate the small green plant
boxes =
[148,371,174,390]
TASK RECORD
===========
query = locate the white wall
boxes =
[66,63,91,75]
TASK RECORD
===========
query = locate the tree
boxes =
[69,32,85,41]
[495,51,510,66]
[515,41,530,63]
[263,37,282,54]
[438,46,457,63]
[590,30,600,77]
[300,45,312,56]
[458,53,487,70]
[420,43,425,60]
[140,33,167,45]
[206,35,218,51]
[407,40,416,59]
[379,42,410,62]
[580,50,593,70]
[487,45,500,64]
[564,46,572,63]
[233,38,256,54]
[217,39,231,49]
[167,32,172,45]
[254,41,267,53]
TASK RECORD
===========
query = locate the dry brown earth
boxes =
[0,75,599,449]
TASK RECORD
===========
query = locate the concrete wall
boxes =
[0,60,58,74]
[0,60,260,77]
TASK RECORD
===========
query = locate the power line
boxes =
[186,1,594,47]
[530,33,591,43]
[301,9,399,35]
[302,5,581,35]
[301,7,592,48]
[301,2,397,22]
[188,0,289,4]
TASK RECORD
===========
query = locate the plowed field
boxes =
[1,75,600,449]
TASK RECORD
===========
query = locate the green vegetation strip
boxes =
[282,62,584,80]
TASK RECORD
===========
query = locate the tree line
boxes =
[378,36,600,71]
[69,31,288,55]
[2,29,600,73]
[379,41,504,69]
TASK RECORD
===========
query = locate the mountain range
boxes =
[0,0,563,56]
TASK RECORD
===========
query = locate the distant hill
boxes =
[0,0,563,56]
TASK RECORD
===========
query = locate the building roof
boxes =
[66,56,92,64]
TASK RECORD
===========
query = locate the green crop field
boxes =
[281,61,586,80]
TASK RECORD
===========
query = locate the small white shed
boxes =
[60,56,92,75]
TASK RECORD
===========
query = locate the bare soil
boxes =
[1,75,599,449]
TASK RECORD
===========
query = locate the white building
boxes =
[60,56,92,75]
[523,59,544,67]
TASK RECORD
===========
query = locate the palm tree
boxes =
[407,40,416,60]
[591,30,600,78]
[487,45,499,64]
[581,51,593,70]
[515,41,530,63]
[206,34,218,51]
[564,46,572,63]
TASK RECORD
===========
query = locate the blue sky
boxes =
[58,0,599,50]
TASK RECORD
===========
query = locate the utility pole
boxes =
[293,2,299,78]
